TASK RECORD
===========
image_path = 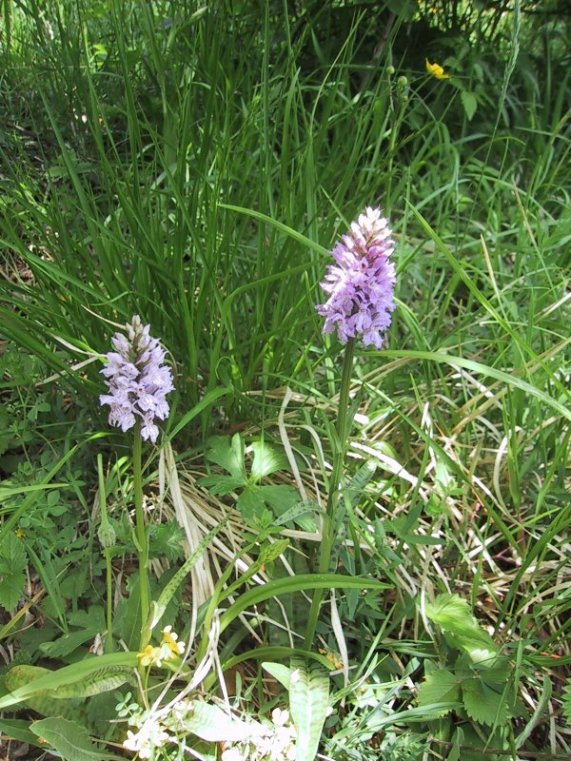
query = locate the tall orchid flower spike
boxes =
[317,207,396,348]
[100,315,174,443]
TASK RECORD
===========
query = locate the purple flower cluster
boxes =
[100,316,174,443]
[317,207,396,348]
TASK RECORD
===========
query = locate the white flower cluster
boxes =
[221,708,296,761]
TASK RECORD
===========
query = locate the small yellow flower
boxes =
[318,647,343,670]
[425,59,450,80]
[15,529,26,539]
[137,645,161,668]
[161,625,185,658]
[137,627,185,669]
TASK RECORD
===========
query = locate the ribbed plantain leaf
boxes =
[289,659,329,761]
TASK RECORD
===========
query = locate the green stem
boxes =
[133,422,150,650]
[305,338,356,647]
[104,549,113,653]
[96,454,115,654]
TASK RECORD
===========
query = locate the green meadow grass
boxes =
[0,1,569,758]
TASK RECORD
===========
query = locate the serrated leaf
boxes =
[30,716,122,761]
[462,677,507,726]
[0,533,27,571]
[237,487,266,524]
[258,484,299,515]
[417,668,461,717]
[205,434,246,481]
[250,441,287,480]
[426,594,498,665]
[0,570,25,610]
[198,474,245,496]
[289,659,329,761]
[68,606,106,630]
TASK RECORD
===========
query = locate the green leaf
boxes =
[461,90,478,121]
[30,717,123,761]
[289,659,329,761]
[262,662,292,691]
[0,718,43,746]
[167,386,232,440]
[562,680,571,726]
[39,627,101,658]
[219,574,388,635]
[425,593,498,664]
[0,571,25,610]
[416,668,461,717]
[258,484,299,516]
[258,539,290,566]
[0,652,138,710]
[198,474,245,496]
[5,662,133,700]
[250,441,287,480]
[275,500,318,532]
[148,520,225,633]
[0,532,27,573]
[237,487,267,524]
[462,677,508,726]
[4,665,83,719]
[205,434,246,481]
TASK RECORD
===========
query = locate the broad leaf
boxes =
[205,434,246,481]
[198,474,245,496]
[0,718,43,745]
[426,594,498,665]
[0,652,138,710]
[462,677,508,727]
[0,571,26,611]
[461,90,478,121]
[0,532,27,572]
[257,484,299,516]
[40,627,101,658]
[289,659,329,761]
[262,662,292,691]
[30,717,123,761]
[416,668,461,717]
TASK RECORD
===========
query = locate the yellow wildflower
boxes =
[137,645,161,668]
[15,529,26,539]
[161,625,185,658]
[425,59,450,80]
[137,627,185,669]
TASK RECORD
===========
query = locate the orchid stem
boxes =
[305,337,356,648]
[133,422,150,650]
